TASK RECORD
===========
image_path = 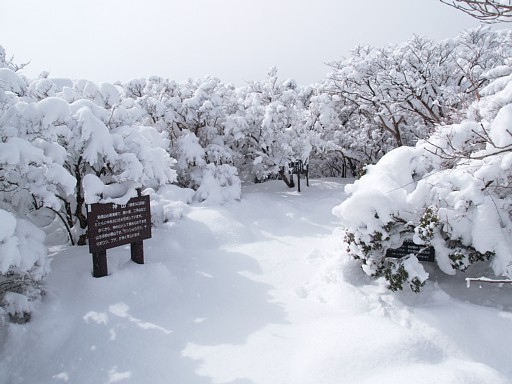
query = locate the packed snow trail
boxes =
[1,179,512,384]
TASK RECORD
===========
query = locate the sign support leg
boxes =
[131,240,145,264]
[92,250,108,278]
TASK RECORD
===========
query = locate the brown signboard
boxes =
[288,160,309,192]
[87,195,152,254]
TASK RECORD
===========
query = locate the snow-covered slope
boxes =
[1,179,511,384]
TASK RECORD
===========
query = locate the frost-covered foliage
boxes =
[334,56,512,292]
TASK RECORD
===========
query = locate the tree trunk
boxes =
[74,159,88,246]
[278,167,295,188]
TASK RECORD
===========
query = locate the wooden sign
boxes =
[386,240,435,263]
[288,160,309,192]
[87,195,152,277]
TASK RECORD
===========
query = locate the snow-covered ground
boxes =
[1,178,512,384]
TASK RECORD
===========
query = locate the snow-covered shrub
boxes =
[334,59,512,292]
[145,184,195,225]
[224,68,335,184]
[0,209,47,323]
[194,164,241,205]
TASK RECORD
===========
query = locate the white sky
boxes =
[0,0,491,85]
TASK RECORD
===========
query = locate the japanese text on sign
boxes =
[87,195,152,253]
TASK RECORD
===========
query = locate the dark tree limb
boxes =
[440,0,512,23]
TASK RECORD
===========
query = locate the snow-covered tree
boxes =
[325,28,512,167]
[0,48,72,322]
[55,82,177,244]
[226,68,325,184]
[2,66,178,247]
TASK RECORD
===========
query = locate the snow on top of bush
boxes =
[334,146,425,232]
[70,98,110,121]
[36,97,71,128]
[47,77,74,90]
[14,218,47,278]
[0,137,46,166]
[0,209,16,243]
[28,78,56,99]
[194,164,241,205]
[83,174,106,204]
[74,107,119,165]
[113,125,177,187]
[145,184,195,225]
[99,82,121,107]
[488,103,512,148]
[477,69,512,122]
[177,131,206,169]
[83,174,142,205]
[0,68,26,95]
[0,209,47,278]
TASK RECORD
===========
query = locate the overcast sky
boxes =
[0,0,491,85]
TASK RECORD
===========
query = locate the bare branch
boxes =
[440,0,512,23]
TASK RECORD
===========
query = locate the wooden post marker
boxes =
[131,240,145,264]
[87,194,152,277]
[289,160,309,192]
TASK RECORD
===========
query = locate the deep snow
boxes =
[1,179,512,384]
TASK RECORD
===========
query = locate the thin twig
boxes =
[466,277,512,287]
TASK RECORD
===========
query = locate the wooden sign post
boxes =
[87,194,152,277]
[289,160,309,192]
